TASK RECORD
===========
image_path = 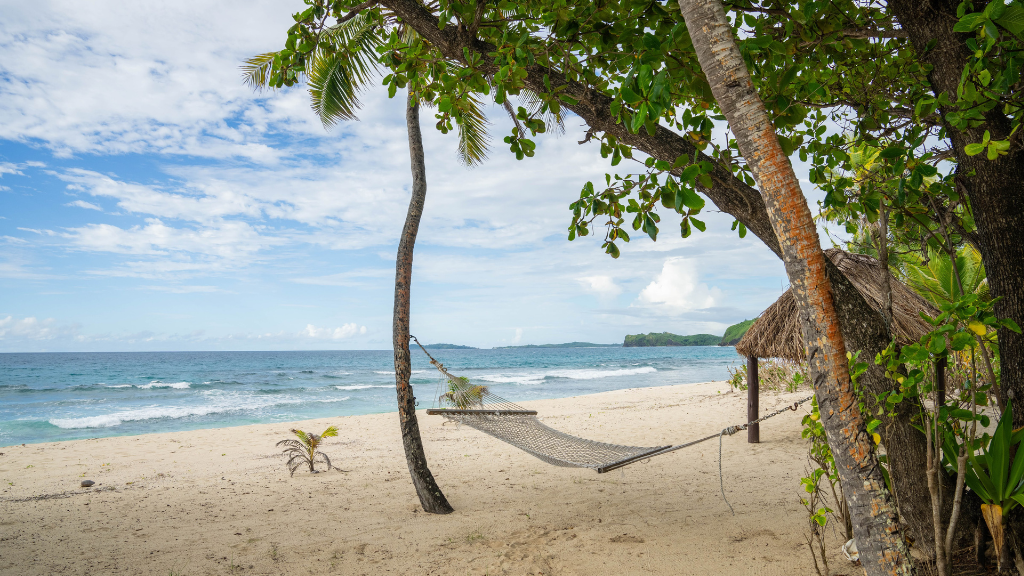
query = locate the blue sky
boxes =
[0,0,811,352]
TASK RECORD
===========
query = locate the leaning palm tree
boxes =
[278,426,338,476]
[675,0,914,572]
[243,9,512,514]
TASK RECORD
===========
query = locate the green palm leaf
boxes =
[520,88,566,137]
[308,13,383,126]
[906,245,989,307]
[456,92,491,167]
[241,52,278,90]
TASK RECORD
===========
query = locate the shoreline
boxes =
[0,381,848,575]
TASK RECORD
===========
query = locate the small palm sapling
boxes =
[278,426,338,476]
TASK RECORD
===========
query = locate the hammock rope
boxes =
[411,336,812,475]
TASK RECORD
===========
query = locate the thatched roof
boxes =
[734,249,938,361]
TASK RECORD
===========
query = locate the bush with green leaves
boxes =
[277,426,338,476]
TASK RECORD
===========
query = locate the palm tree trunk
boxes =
[393,90,453,515]
[677,0,914,573]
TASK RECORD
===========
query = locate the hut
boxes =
[734,248,940,443]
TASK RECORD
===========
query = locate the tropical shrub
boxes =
[277,426,337,476]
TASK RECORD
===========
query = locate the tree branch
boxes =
[379,0,783,258]
[338,0,379,23]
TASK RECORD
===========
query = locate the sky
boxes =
[0,0,825,352]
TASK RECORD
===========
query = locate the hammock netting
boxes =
[425,358,671,473]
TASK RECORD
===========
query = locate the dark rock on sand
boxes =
[81,480,95,488]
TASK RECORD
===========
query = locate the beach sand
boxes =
[0,382,854,575]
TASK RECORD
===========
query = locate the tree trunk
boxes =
[886,0,1024,560]
[677,0,914,573]
[377,0,953,550]
[886,0,1024,426]
[393,91,454,515]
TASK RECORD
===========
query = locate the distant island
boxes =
[622,319,757,348]
[720,319,755,346]
[493,342,621,349]
[422,343,478,349]
[623,333,721,347]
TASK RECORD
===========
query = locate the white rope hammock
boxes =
[413,337,811,475]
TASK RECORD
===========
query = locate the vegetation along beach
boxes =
[3,0,1024,574]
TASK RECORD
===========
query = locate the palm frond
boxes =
[321,426,339,438]
[317,452,333,470]
[457,92,492,167]
[291,428,312,447]
[520,88,566,137]
[242,52,279,91]
[308,13,383,127]
[905,245,989,307]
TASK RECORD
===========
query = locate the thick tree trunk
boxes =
[826,260,949,555]
[887,0,1024,560]
[393,92,454,515]
[677,0,914,573]
[886,0,1024,424]
[377,0,949,549]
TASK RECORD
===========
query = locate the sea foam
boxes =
[48,394,351,429]
[478,366,656,385]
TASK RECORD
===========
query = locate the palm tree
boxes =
[675,0,915,573]
[243,11,499,514]
[277,426,338,476]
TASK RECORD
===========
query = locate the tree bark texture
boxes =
[393,92,454,515]
[676,0,914,573]
[376,0,948,550]
[887,0,1024,425]
[886,0,1024,559]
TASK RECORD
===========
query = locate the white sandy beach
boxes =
[0,381,853,575]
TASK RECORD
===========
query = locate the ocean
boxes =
[0,346,744,447]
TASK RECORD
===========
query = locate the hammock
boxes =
[427,380,672,473]
[413,337,811,474]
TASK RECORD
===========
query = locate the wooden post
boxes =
[747,355,759,443]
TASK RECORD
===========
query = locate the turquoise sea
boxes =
[0,346,743,447]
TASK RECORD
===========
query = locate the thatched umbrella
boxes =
[735,248,939,442]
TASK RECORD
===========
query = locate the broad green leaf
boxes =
[779,66,799,90]
[953,13,988,32]
[996,5,1024,35]
[679,187,704,210]
[970,447,997,503]
[620,86,643,106]
[879,146,905,159]
[992,402,1013,499]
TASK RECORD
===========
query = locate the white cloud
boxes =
[65,199,102,210]
[63,219,281,258]
[303,323,367,340]
[293,268,393,286]
[578,275,622,299]
[0,0,301,160]
[636,257,722,313]
[0,316,80,340]
[0,162,23,177]
[142,285,225,293]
